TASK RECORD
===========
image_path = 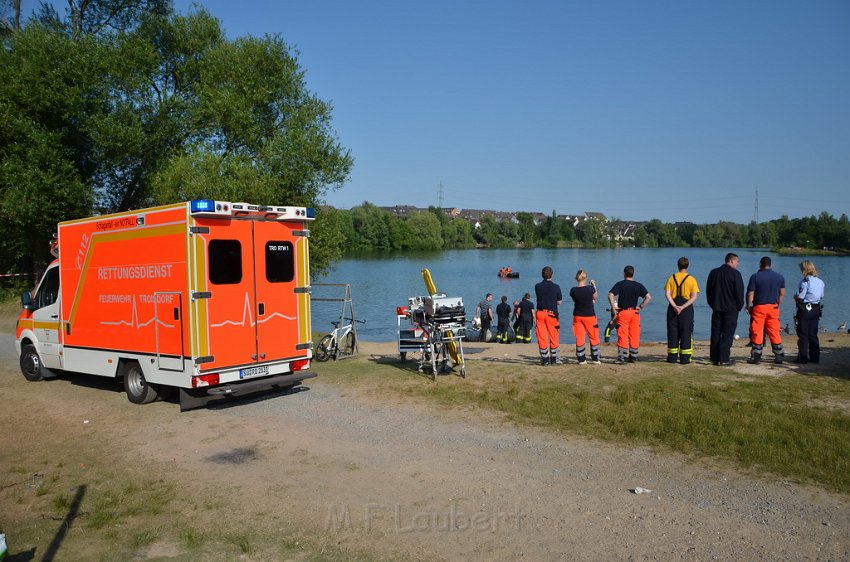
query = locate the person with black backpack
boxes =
[664,257,700,364]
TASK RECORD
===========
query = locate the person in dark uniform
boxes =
[516,293,535,343]
[535,266,562,365]
[706,253,745,366]
[664,257,700,364]
[476,293,493,342]
[793,260,824,364]
[608,265,651,364]
[746,256,785,364]
[495,296,512,343]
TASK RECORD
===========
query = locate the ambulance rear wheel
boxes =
[122,361,159,404]
[20,344,45,382]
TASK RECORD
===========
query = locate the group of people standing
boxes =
[706,253,824,366]
[476,254,826,367]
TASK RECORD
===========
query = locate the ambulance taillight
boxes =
[192,373,220,388]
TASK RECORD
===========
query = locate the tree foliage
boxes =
[0,2,352,274]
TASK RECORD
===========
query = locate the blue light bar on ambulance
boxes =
[189,200,314,220]
[190,199,215,213]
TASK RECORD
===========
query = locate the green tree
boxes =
[515,212,537,246]
[443,218,474,248]
[349,202,391,250]
[577,217,605,247]
[1,4,352,274]
[405,211,444,250]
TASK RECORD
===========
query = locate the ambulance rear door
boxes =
[252,220,308,363]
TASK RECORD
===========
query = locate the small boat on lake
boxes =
[497,271,519,278]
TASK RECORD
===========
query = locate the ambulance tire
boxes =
[20,344,45,382]
[122,361,159,404]
[315,335,333,362]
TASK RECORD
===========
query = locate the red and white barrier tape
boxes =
[0,273,33,278]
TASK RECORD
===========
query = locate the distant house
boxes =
[559,213,586,228]
[378,205,427,218]
[529,212,548,225]
[584,211,608,222]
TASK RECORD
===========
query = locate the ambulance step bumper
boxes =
[178,372,317,412]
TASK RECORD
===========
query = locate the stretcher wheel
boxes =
[460,367,466,378]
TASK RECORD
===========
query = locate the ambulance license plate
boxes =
[239,365,269,379]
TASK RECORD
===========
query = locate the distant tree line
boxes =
[332,204,850,253]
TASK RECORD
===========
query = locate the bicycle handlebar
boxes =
[330,318,367,327]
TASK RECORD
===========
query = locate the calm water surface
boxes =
[313,248,850,344]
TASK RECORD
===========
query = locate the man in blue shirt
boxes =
[793,260,825,364]
[746,256,785,364]
[535,266,563,365]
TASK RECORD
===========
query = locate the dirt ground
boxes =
[1,332,849,560]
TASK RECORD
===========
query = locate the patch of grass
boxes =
[223,533,253,554]
[181,528,207,550]
[51,493,70,512]
[130,527,161,548]
[316,356,850,493]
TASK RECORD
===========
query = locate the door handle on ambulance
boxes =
[260,353,266,359]
[251,354,258,360]
[51,314,59,319]
[258,302,265,315]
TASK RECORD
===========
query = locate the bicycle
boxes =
[315,318,366,362]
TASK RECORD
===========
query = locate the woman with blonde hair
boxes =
[569,268,601,364]
[793,260,825,364]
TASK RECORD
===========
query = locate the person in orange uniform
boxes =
[534,266,562,365]
[608,265,651,364]
[569,269,600,364]
[746,256,785,364]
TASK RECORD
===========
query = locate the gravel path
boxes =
[2,333,849,560]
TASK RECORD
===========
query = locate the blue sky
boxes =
[179,1,847,222]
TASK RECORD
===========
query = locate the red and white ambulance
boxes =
[15,200,316,410]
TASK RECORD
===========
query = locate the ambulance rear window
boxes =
[265,241,294,283]
[209,240,242,285]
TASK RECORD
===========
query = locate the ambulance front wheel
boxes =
[121,361,159,404]
[20,344,45,381]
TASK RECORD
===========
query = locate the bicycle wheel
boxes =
[315,334,334,362]
[343,332,357,355]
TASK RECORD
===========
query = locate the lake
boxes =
[313,248,849,344]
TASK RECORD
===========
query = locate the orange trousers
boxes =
[750,304,782,346]
[572,316,600,347]
[535,310,560,351]
[615,309,641,350]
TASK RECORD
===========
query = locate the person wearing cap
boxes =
[746,256,785,364]
[793,260,825,364]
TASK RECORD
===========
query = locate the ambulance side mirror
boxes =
[21,291,33,310]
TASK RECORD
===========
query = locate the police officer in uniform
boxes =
[793,260,825,364]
